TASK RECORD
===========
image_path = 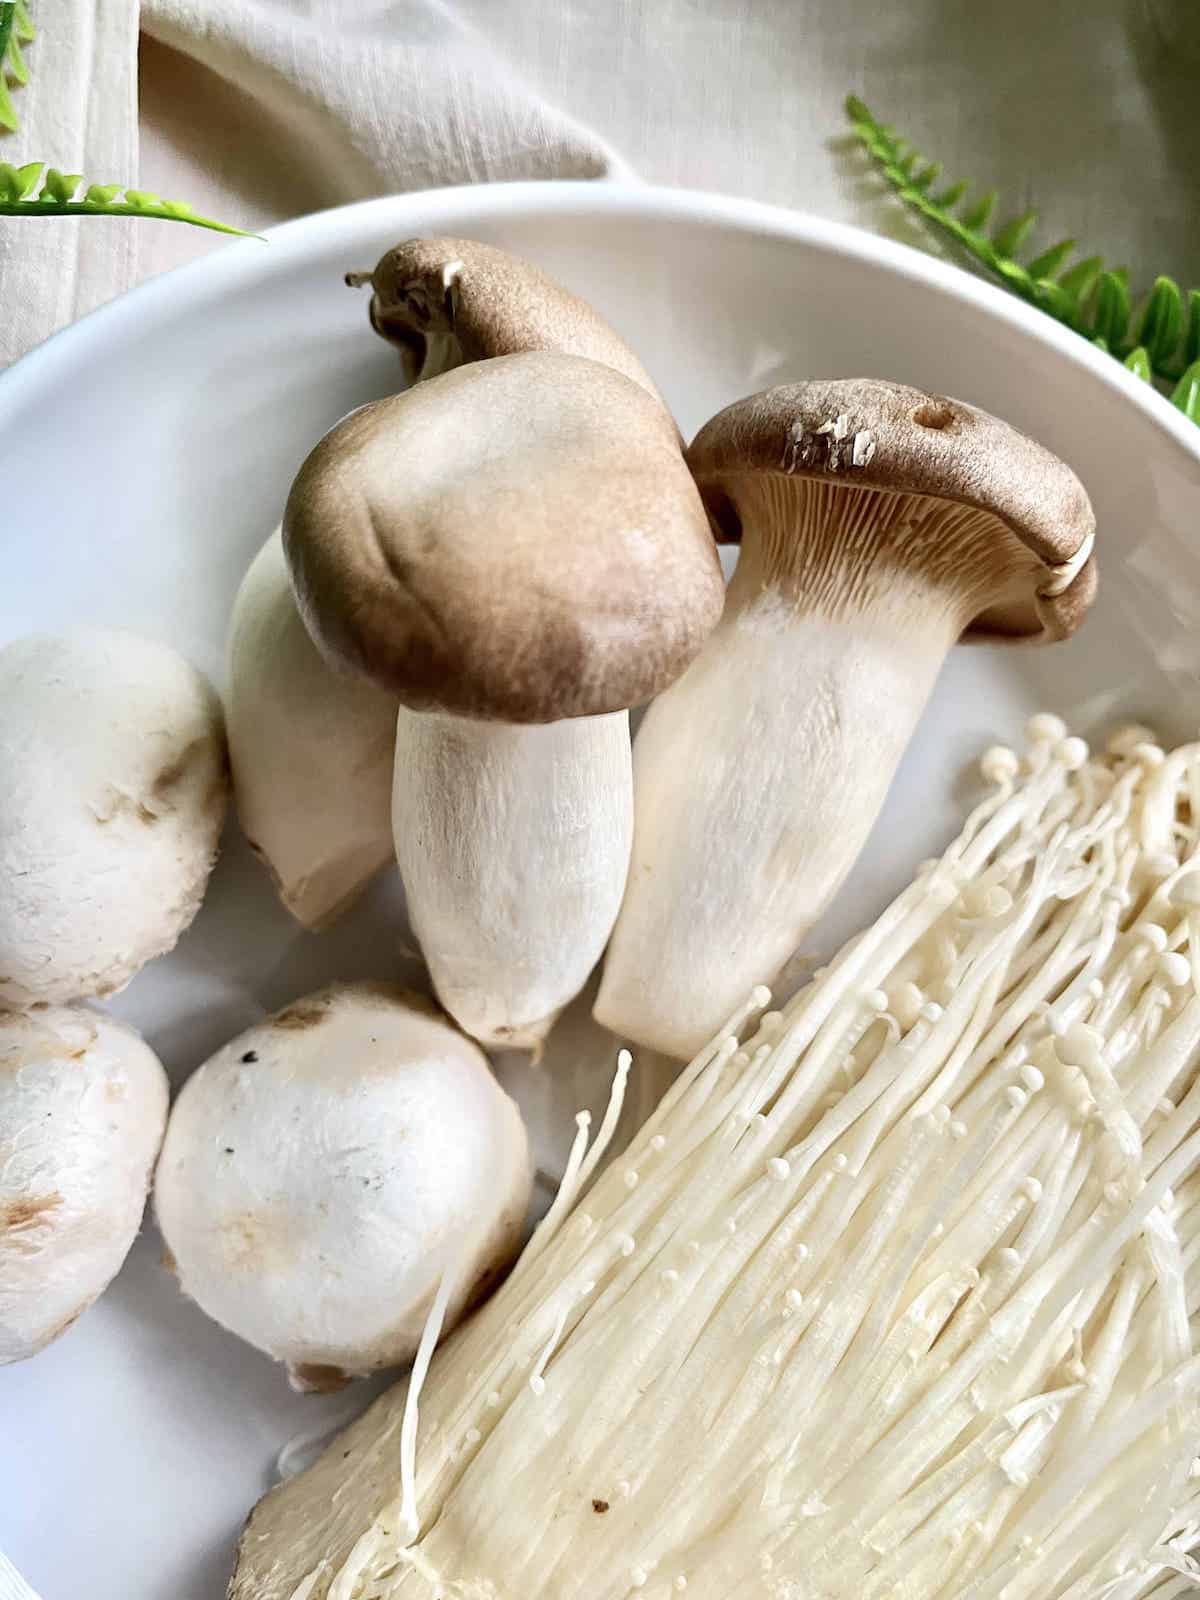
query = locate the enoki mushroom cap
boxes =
[686,378,1097,643]
[347,235,668,406]
[284,351,724,722]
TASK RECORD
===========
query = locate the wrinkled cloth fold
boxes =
[4,0,1200,363]
[130,0,1200,300]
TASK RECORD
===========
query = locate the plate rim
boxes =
[2,179,1197,1600]
[2,179,1198,466]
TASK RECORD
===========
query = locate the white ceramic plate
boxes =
[3,182,1200,1600]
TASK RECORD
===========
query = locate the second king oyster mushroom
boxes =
[230,237,673,932]
[284,349,722,1047]
[596,378,1098,1058]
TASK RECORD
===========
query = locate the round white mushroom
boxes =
[0,1005,169,1365]
[0,629,229,1007]
[154,982,532,1390]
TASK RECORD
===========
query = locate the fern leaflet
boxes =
[0,162,260,237]
[0,1,33,133]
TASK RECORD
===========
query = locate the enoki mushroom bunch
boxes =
[255,716,1200,1600]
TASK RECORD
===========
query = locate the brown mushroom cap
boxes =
[348,235,668,407]
[283,351,724,723]
[686,378,1097,642]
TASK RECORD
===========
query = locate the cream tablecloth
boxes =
[2,0,1199,369]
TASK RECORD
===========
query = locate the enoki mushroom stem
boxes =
[256,718,1200,1600]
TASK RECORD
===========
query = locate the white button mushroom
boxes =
[0,1005,168,1365]
[595,379,1097,1057]
[283,353,724,1049]
[226,529,398,928]
[0,629,229,1007]
[154,983,532,1390]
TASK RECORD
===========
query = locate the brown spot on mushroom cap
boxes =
[687,378,1097,643]
[254,984,446,1055]
[352,236,668,408]
[2,1192,62,1232]
[271,981,438,1026]
[271,1002,329,1032]
[287,1362,354,1394]
[284,352,725,721]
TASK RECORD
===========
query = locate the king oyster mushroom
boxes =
[345,234,669,402]
[226,529,398,928]
[595,378,1097,1058]
[230,238,670,930]
[284,351,723,1048]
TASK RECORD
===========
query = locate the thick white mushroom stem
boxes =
[227,531,397,929]
[596,478,1045,1058]
[393,709,633,1049]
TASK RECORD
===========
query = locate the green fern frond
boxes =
[845,94,1200,425]
[0,2,34,134]
[0,162,259,236]
[0,7,253,237]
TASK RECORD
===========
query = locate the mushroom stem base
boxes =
[393,709,634,1049]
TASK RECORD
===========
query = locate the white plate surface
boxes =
[2,181,1200,1599]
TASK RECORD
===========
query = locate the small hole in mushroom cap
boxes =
[912,402,955,430]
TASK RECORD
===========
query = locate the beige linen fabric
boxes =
[0,0,137,366]
[1,1,1197,363]
[135,0,1200,295]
